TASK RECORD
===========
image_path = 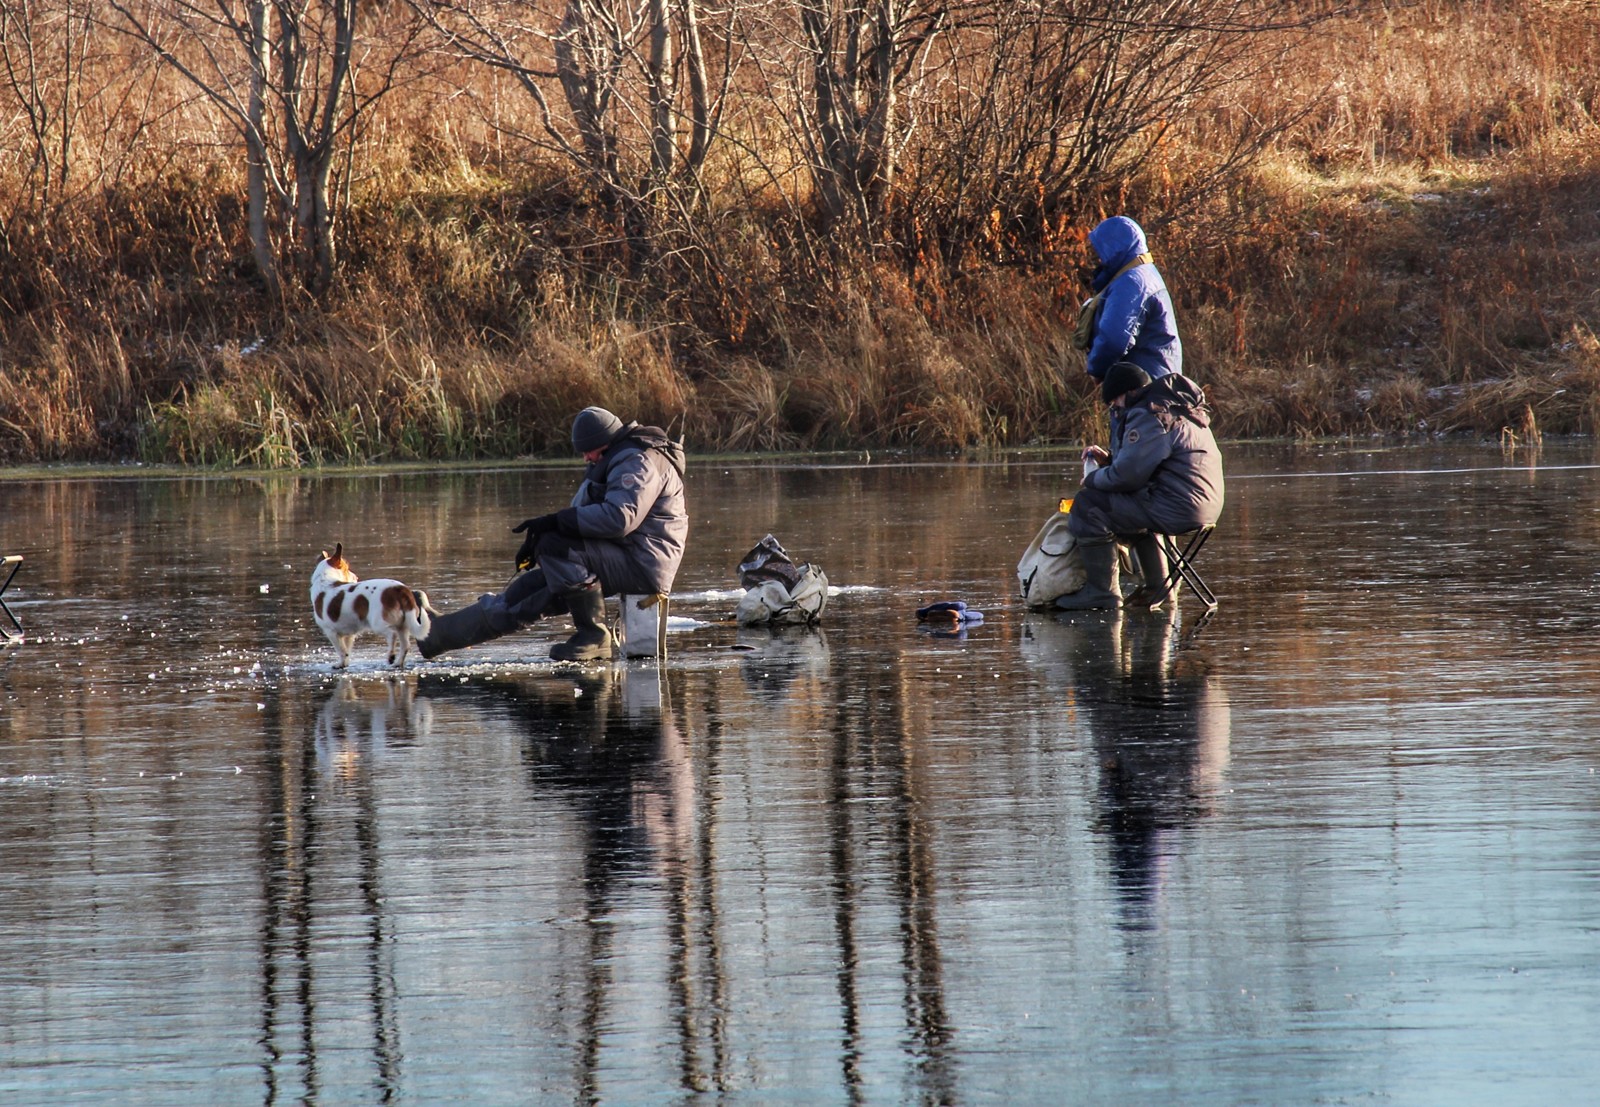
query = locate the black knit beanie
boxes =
[571,406,624,452]
[1101,362,1152,405]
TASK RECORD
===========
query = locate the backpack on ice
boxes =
[734,535,829,626]
[1017,510,1085,608]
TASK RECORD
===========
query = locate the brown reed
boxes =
[0,1,1596,466]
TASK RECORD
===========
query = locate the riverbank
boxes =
[0,2,1594,467]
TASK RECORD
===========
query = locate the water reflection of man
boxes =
[419,407,687,663]
[430,667,694,873]
[426,666,701,1085]
[1057,363,1224,612]
[1022,609,1231,930]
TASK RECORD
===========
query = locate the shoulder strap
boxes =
[1074,253,1154,350]
[1112,252,1153,282]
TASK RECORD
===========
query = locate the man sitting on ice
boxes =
[1057,362,1225,611]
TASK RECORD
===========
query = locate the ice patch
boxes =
[674,583,881,605]
[673,588,746,603]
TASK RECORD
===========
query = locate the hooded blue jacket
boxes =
[1085,216,1183,382]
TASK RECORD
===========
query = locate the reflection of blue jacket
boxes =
[1086,216,1182,382]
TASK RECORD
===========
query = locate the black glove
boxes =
[511,514,559,570]
[553,507,583,538]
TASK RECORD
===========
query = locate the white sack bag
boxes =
[1017,510,1085,608]
[736,565,830,626]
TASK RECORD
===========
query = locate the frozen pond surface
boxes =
[3,443,1599,1105]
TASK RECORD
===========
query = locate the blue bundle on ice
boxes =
[915,600,984,626]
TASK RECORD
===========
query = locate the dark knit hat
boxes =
[572,406,624,452]
[1101,362,1152,404]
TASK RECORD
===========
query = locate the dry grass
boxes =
[0,2,1597,464]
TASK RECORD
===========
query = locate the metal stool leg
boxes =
[1158,528,1218,609]
[0,556,23,640]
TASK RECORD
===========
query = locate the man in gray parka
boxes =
[419,406,688,661]
[1058,363,1224,611]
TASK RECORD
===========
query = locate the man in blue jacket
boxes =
[419,406,688,662]
[1082,216,1183,384]
[1058,363,1223,611]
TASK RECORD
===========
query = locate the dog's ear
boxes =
[320,549,329,562]
[333,542,343,559]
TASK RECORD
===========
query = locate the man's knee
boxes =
[538,542,602,595]
[501,567,554,624]
[535,532,575,562]
[1068,487,1115,541]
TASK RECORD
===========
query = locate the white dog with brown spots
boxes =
[310,544,437,669]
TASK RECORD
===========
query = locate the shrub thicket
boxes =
[0,0,1595,465]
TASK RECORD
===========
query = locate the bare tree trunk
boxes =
[278,0,352,293]
[798,0,935,233]
[646,0,675,188]
[555,0,623,201]
[800,3,849,224]
[678,0,712,180]
[862,0,896,206]
[246,0,282,299]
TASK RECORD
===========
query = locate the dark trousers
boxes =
[432,531,667,646]
[1067,485,1159,544]
[506,532,660,615]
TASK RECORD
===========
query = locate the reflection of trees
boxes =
[246,643,965,1100]
[1022,608,1231,931]
[258,677,431,1102]
[419,665,712,1096]
[256,665,720,1099]
[823,655,955,1104]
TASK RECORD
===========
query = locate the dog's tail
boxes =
[409,589,439,640]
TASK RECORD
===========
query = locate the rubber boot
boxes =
[1055,541,1122,611]
[417,600,498,659]
[1123,534,1170,610]
[418,591,532,659]
[549,585,614,662]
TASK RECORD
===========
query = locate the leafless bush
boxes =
[891,2,1324,267]
[105,0,435,297]
[411,0,730,235]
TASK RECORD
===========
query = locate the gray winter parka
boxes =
[1085,375,1224,533]
[555,424,688,593]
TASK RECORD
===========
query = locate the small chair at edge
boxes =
[0,555,24,640]
[1157,527,1218,610]
[617,592,670,660]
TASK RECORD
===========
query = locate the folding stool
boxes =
[1157,526,1218,609]
[0,555,23,640]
